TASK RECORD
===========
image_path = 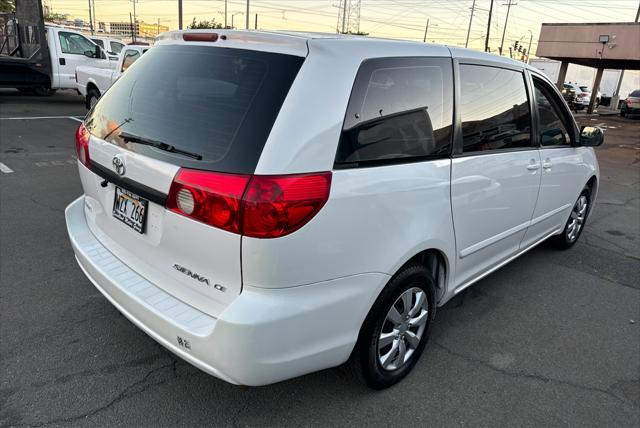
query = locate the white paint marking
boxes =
[0,115,84,121]
[67,116,83,123]
[0,162,14,173]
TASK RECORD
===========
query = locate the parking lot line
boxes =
[0,162,14,173]
[0,115,84,121]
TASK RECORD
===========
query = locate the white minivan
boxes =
[65,30,603,389]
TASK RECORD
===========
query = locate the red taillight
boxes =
[167,169,250,234]
[242,173,332,238]
[166,169,332,238]
[74,123,91,167]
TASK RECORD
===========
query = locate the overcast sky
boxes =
[46,0,639,52]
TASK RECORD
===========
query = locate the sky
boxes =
[45,0,640,53]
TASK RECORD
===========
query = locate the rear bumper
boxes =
[65,196,388,385]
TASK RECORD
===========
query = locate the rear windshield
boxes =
[630,90,640,97]
[579,86,590,93]
[85,44,304,174]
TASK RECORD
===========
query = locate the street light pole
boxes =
[225,0,228,28]
[178,0,183,30]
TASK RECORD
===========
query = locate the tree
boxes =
[0,0,15,13]
[187,17,223,29]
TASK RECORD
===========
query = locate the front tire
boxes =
[351,263,436,389]
[550,186,591,250]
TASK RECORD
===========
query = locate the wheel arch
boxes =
[86,81,100,96]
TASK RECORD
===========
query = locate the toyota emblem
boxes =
[112,155,126,176]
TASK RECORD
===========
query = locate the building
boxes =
[139,21,169,37]
[107,21,168,38]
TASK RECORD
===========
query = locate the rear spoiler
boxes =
[156,30,309,57]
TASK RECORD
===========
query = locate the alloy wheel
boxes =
[377,287,429,371]
[567,195,588,242]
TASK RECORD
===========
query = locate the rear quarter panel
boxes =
[242,160,455,300]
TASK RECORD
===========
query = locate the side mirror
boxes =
[579,126,604,147]
[83,49,95,58]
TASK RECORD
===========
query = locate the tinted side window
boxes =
[336,57,453,166]
[91,39,104,48]
[459,65,531,153]
[533,78,571,146]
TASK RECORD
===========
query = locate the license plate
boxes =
[112,186,148,234]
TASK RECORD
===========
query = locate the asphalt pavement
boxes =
[1,89,638,427]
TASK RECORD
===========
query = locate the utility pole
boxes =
[129,12,135,43]
[131,0,137,38]
[423,18,429,43]
[178,0,183,30]
[526,29,533,63]
[499,0,516,56]
[246,0,250,30]
[88,0,94,35]
[92,0,96,33]
[255,14,258,30]
[341,0,348,34]
[224,0,228,28]
[484,0,494,52]
[465,0,476,48]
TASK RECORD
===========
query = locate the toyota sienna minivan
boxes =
[66,30,603,389]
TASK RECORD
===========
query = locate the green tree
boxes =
[0,0,15,13]
[187,17,223,29]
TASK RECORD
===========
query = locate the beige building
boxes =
[107,21,168,37]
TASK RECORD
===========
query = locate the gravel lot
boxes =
[1,89,638,427]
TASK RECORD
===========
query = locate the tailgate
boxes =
[79,138,242,317]
[77,42,304,317]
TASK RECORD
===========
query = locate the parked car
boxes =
[76,45,148,109]
[0,23,115,95]
[564,82,600,110]
[561,84,577,110]
[620,89,640,117]
[90,36,126,60]
[65,30,604,389]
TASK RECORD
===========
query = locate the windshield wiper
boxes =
[119,132,203,160]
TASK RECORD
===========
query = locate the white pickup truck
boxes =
[76,45,148,109]
[1,24,116,95]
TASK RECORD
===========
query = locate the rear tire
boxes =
[349,263,436,389]
[86,88,101,110]
[620,106,627,117]
[550,186,591,250]
[32,87,56,96]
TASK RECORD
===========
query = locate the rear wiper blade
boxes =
[119,132,203,160]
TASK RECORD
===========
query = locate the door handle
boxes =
[527,163,540,171]
[542,159,553,169]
